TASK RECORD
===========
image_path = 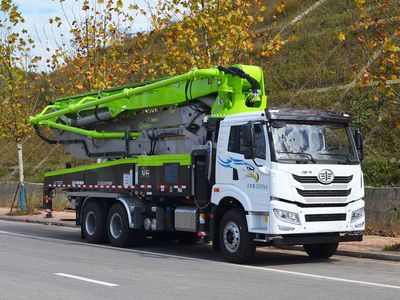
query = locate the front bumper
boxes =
[263,232,363,246]
[268,199,365,235]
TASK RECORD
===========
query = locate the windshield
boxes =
[271,121,358,164]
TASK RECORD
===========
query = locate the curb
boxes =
[282,246,400,263]
[0,215,77,228]
[335,249,400,262]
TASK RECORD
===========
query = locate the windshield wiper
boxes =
[276,151,317,164]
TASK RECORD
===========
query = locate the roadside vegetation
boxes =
[0,0,399,186]
[383,243,400,251]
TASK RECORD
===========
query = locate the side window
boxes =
[228,125,240,153]
[254,124,266,160]
[227,124,266,160]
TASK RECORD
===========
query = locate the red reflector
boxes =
[213,188,220,193]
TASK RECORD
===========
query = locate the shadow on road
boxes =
[0,221,337,267]
[129,239,337,267]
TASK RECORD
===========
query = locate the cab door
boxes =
[217,121,270,212]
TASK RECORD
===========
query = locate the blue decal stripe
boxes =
[218,156,255,170]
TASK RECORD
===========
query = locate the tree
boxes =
[352,0,399,127]
[142,0,269,77]
[349,0,400,185]
[0,0,42,210]
[46,0,145,97]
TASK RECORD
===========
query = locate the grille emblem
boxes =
[318,169,334,184]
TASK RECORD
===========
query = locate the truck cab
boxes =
[212,108,365,261]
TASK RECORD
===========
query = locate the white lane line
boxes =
[1,229,400,290]
[54,273,118,287]
[238,265,400,290]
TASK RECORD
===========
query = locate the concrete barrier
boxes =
[364,187,400,234]
[0,183,399,232]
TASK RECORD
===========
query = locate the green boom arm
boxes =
[29,65,266,139]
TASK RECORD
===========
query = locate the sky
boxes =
[13,0,154,69]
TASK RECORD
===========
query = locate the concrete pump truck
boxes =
[29,65,365,263]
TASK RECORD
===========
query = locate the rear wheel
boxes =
[82,201,107,244]
[303,242,338,259]
[107,203,145,247]
[219,209,255,264]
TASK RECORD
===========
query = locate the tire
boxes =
[107,203,145,247]
[303,242,338,259]
[82,201,107,244]
[219,209,255,264]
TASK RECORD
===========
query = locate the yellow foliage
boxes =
[338,31,346,42]
[384,43,400,52]
[353,0,399,115]
[45,0,146,95]
[288,33,298,42]
[0,0,39,142]
[275,1,285,14]
[142,0,267,77]
[355,0,365,8]
[386,90,395,98]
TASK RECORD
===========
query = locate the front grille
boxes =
[296,188,351,197]
[305,213,347,222]
[304,197,348,203]
[293,174,353,184]
[277,198,351,207]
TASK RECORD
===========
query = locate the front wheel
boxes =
[303,242,338,259]
[219,209,255,264]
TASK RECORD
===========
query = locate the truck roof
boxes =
[266,108,351,123]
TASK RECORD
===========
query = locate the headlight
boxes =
[351,207,364,223]
[273,209,300,225]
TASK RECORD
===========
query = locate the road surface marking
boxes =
[1,229,400,290]
[238,264,400,290]
[54,273,118,287]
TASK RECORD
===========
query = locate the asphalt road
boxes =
[0,220,399,300]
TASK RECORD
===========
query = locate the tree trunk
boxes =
[17,143,24,184]
[17,142,25,211]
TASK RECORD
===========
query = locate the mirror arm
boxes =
[246,121,264,167]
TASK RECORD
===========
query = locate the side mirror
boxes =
[243,123,255,159]
[354,127,364,161]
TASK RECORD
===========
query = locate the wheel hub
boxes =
[85,211,96,236]
[110,213,122,239]
[223,221,240,253]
